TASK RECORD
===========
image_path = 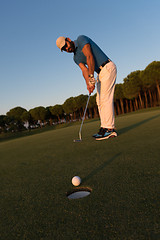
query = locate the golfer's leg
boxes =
[99,62,117,129]
[96,79,102,120]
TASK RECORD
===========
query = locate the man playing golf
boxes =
[56,35,117,140]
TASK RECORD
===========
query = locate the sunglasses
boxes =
[61,38,68,51]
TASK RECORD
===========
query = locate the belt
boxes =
[97,59,111,74]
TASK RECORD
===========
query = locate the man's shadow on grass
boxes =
[82,114,160,184]
[82,153,121,184]
[117,113,160,136]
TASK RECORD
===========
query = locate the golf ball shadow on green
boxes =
[66,187,92,200]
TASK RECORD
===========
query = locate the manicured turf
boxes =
[0,108,160,240]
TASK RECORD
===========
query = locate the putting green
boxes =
[0,108,160,239]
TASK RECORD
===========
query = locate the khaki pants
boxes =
[96,61,117,129]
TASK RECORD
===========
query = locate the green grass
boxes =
[0,120,82,142]
[0,108,160,240]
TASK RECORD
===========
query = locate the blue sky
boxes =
[0,0,160,115]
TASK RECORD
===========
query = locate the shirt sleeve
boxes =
[77,35,90,50]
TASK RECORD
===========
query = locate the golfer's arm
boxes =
[79,63,95,94]
[82,43,95,76]
[79,63,89,86]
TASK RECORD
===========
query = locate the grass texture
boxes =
[0,108,160,240]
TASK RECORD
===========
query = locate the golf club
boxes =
[73,93,91,142]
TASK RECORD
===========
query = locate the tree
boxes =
[7,107,27,131]
[88,94,98,118]
[123,71,143,111]
[74,94,88,119]
[63,97,77,121]
[45,107,55,126]
[21,111,31,122]
[29,106,47,127]
[49,105,64,123]
[0,115,7,133]
[114,84,125,114]
[7,107,27,121]
[142,61,160,105]
[21,111,32,129]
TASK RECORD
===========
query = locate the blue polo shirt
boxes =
[73,35,109,73]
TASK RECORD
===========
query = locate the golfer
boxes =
[56,35,117,140]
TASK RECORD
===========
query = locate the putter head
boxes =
[73,139,82,142]
[73,132,82,142]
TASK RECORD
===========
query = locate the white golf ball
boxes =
[72,176,81,186]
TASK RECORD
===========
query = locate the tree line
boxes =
[0,61,160,133]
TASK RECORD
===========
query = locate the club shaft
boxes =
[79,94,91,140]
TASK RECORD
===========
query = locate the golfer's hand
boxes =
[87,82,95,94]
[89,77,96,85]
